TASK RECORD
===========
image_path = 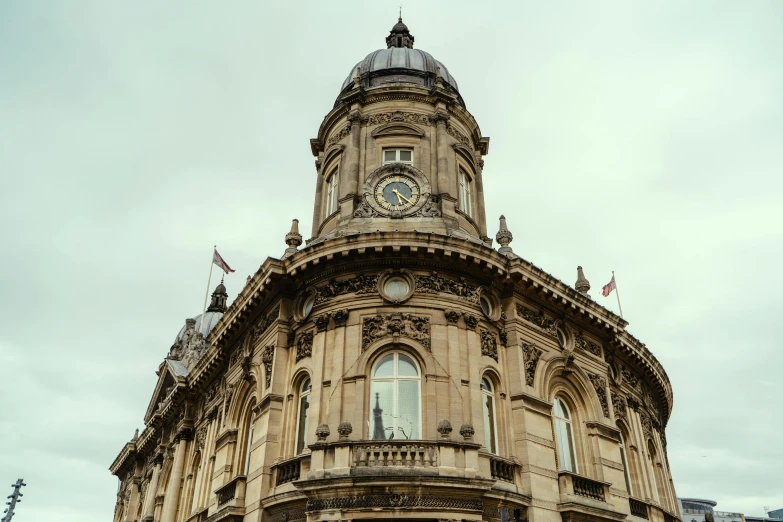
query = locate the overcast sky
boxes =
[1,1,781,521]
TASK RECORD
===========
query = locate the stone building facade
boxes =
[110,18,682,522]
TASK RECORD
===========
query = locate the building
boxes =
[768,510,783,520]
[677,498,743,522]
[110,18,682,522]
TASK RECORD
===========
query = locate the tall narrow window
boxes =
[481,377,498,454]
[295,378,311,454]
[244,411,255,474]
[553,397,577,472]
[382,148,413,166]
[619,430,633,494]
[459,169,473,217]
[370,352,421,440]
[325,172,338,216]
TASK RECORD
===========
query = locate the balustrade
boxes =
[352,441,437,468]
[572,475,605,501]
[216,481,236,507]
[274,457,302,485]
[489,455,515,482]
[630,497,650,519]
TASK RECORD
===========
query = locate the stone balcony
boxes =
[557,471,626,522]
[627,496,682,522]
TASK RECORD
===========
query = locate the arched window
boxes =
[295,378,311,454]
[553,397,577,472]
[648,440,669,508]
[618,429,633,494]
[243,410,255,474]
[325,171,338,216]
[481,377,498,454]
[370,352,421,440]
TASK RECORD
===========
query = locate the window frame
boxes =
[618,429,633,495]
[325,170,339,217]
[458,168,473,218]
[369,351,422,441]
[243,410,255,474]
[382,148,414,166]
[553,397,578,473]
[481,377,498,454]
[295,377,311,454]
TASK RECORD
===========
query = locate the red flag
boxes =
[213,249,235,274]
[601,275,616,297]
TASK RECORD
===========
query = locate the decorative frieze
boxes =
[362,313,431,351]
[445,122,471,148]
[611,390,627,418]
[521,342,543,387]
[313,275,378,305]
[306,494,483,512]
[414,272,479,302]
[480,329,498,362]
[588,373,610,418]
[621,364,641,393]
[516,305,558,337]
[326,125,351,147]
[254,310,279,340]
[261,346,274,390]
[640,412,653,440]
[364,111,432,126]
[575,331,602,358]
[444,309,461,324]
[295,332,313,362]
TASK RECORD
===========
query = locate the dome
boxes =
[176,311,223,341]
[340,48,459,94]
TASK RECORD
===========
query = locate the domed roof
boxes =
[340,48,459,93]
[176,311,223,341]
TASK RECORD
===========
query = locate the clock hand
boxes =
[393,189,413,204]
[392,187,403,205]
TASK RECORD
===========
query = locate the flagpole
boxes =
[201,245,216,336]
[613,270,624,319]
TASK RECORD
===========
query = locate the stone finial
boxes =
[459,423,475,441]
[437,420,453,440]
[132,428,139,441]
[337,421,352,440]
[496,215,514,255]
[353,66,361,89]
[575,266,591,295]
[284,219,303,254]
[315,423,330,442]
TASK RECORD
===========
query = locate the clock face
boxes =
[374,174,420,212]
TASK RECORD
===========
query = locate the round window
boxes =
[302,295,315,318]
[480,296,492,316]
[556,327,567,348]
[384,277,410,300]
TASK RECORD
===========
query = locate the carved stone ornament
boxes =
[196,425,208,450]
[410,195,442,217]
[169,318,209,370]
[337,421,353,440]
[358,163,433,218]
[437,419,453,439]
[516,305,558,337]
[315,423,330,442]
[626,395,641,411]
[444,309,461,324]
[611,390,627,418]
[640,412,653,440]
[465,314,479,329]
[295,331,314,362]
[562,349,576,375]
[255,309,279,340]
[306,494,483,512]
[313,313,330,332]
[574,330,602,358]
[326,124,351,148]
[313,274,378,305]
[364,111,432,126]
[261,345,274,390]
[480,329,498,362]
[415,272,479,303]
[332,309,349,327]
[445,121,472,149]
[621,364,641,393]
[588,373,610,418]
[521,342,543,387]
[459,423,475,441]
[498,329,508,347]
[228,348,240,368]
[361,313,431,351]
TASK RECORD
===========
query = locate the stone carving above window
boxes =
[588,373,610,418]
[516,305,558,337]
[363,111,432,126]
[521,342,543,387]
[314,314,330,332]
[574,331,602,358]
[326,125,351,147]
[295,331,314,362]
[313,275,379,305]
[415,272,479,302]
[261,345,274,390]
[480,329,498,362]
[620,364,642,393]
[640,411,653,440]
[611,390,627,418]
[361,313,431,351]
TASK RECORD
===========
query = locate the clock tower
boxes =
[309,17,491,246]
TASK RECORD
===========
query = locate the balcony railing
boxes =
[573,475,605,501]
[558,471,610,505]
[489,455,516,483]
[273,455,306,486]
[213,475,246,509]
[353,441,438,468]
[630,497,650,519]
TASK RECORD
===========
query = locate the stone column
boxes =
[311,162,324,237]
[339,110,362,215]
[141,459,162,522]
[435,110,451,198]
[160,440,188,522]
[122,479,141,522]
[474,161,488,238]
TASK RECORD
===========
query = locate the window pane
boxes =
[481,378,492,392]
[302,378,311,392]
[374,354,394,377]
[370,382,394,440]
[399,150,412,161]
[621,446,633,494]
[555,418,574,472]
[384,150,396,161]
[296,394,309,453]
[397,354,418,377]
[397,380,420,439]
[483,394,496,454]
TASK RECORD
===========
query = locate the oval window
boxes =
[303,295,315,318]
[384,277,409,300]
[480,296,491,316]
